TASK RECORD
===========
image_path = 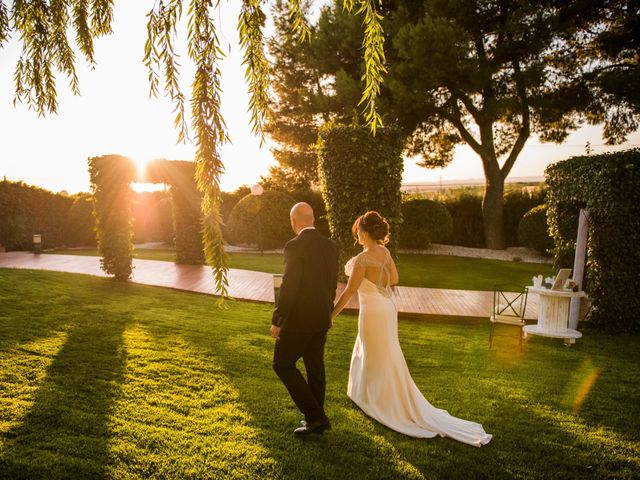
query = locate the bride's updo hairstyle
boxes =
[352,211,390,245]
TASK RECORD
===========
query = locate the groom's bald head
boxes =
[290,202,314,234]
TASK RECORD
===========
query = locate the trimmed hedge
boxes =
[503,188,547,247]
[400,198,453,248]
[546,149,640,332]
[227,190,297,249]
[441,188,546,248]
[0,180,73,250]
[317,124,404,276]
[67,193,96,247]
[518,204,553,254]
[442,193,485,248]
[146,159,204,264]
[89,155,136,281]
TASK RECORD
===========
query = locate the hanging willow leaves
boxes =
[356,0,386,133]
[11,0,114,114]
[144,0,189,143]
[239,0,271,140]
[0,1,10,46]
[2,0,389,300]
[287,0,311,42]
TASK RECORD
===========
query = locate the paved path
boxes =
[0,252,538,320]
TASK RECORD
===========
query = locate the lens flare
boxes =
[573,367,603,414]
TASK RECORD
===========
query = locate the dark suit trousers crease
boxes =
[273,330,327,423]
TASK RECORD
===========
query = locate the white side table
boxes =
[523,287,586,345]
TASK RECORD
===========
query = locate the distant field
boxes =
[401,180,544,198]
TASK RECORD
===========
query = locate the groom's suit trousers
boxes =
[273,330,327,423]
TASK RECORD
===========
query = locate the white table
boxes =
[523,287,586,345]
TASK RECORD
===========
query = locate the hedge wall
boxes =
[518,204,553,254]
[317,124,404,277]
[146,159,204,264]
[67,193,97,247]
[441,188,546,249]
[0,180,73,250]
[503,188,547,247]
[442,193,485,247]
[546,149,640,332]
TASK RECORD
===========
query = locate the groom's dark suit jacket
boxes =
[272,228,339,333]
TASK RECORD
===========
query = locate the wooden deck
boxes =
[0,252,538,320]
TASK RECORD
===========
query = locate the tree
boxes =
[0,0,387,297]
[278,0,639,249]
[387,0,639,248]
[262,0,325,192]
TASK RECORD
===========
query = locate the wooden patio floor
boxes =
[0,252,538,320]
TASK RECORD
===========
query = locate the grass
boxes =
[49,248,553,291]
[1,269,638,479]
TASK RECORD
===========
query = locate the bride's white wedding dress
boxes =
[345,250,492,447]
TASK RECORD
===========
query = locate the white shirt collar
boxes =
[299,226,316,234]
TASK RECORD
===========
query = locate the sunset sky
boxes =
[1,1,638,194]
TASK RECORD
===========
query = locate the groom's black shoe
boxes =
[294,418,331,436]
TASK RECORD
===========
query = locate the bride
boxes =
[331,211,492,447]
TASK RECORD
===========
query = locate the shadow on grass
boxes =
[167,312,639,480]
[161,320,509,480]
[0,270,74,352]
[0,312,129,479]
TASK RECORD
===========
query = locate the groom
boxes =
[271,202,339,436]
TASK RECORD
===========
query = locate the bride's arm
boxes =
[331,267,365,322]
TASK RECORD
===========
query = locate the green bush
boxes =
[400,199,452,248]
[442,193,485,248]
[227,190,296,249]
[503,187,546,247]
[517,204,553,254]
[89,155,136,281]
[546,148,640,332]
[317,123,404,277]
[221,186,251,244]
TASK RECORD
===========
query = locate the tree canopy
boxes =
[266,0,639,248]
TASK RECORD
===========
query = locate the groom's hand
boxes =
[270,325,281,340]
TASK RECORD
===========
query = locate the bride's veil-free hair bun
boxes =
[352,211,390,245]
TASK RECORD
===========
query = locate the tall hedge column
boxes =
[88,155,136,281]
[145,159,205,265]
[317,124,404,278]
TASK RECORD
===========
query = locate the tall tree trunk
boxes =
[482,169,505,249]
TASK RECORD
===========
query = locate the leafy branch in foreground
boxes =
[144,0,189,143]
[355,0,386,133]
[239,0,271,140]
[188,0,230,302]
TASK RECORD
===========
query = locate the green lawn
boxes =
[1,269,638,479]
[49,248,553,291]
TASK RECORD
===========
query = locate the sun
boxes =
[130,157,165,193]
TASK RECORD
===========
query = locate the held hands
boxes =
[270,325,281,340]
